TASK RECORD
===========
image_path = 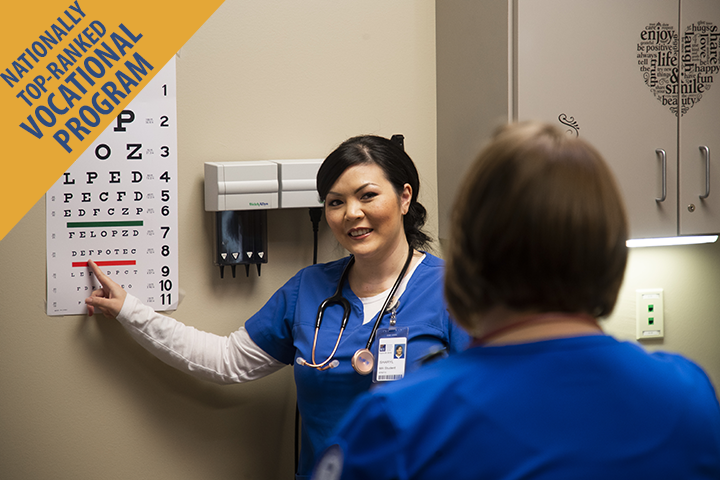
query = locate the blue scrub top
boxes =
[322,335,720,480]
[245,253,469,478]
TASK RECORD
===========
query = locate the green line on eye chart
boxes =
[66,221,144,228]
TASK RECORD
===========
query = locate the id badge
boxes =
[373,327,408,383]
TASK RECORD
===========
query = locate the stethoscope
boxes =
[297,245,414,375]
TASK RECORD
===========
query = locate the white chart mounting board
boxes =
[46,57,178,316]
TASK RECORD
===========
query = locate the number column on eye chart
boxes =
[46,58,178,316]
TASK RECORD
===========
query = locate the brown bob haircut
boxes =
[445,122,628,331]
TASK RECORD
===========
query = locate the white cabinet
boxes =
[679,0,720,235]
[436,0,720,240]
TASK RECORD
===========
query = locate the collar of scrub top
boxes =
[297,245,414,375]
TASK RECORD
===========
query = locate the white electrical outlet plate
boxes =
[636,288,664,340]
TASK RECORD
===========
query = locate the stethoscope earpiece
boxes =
[297,357,340,370]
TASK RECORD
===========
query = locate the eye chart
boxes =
[46,57,178,316]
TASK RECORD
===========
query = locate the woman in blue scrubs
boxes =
[85,135,469,479]
[315,123,720,480]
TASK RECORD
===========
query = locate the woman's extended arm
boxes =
[86,260,285,384]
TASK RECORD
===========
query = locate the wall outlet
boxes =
[636,288,664,340]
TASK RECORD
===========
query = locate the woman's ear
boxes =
[400,184,412,215]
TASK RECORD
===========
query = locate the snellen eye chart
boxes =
[46,57,178,316]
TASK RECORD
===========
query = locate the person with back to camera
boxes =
[312,122,720,480]
[84,134,470,479]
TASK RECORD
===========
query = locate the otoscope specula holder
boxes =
[204,159,323,278]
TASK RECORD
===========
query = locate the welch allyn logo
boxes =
[249,202,269,207]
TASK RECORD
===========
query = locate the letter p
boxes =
[54,129,72,153]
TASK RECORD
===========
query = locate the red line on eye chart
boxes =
[72,260,137,268]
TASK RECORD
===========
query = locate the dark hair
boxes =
[317,135,431,250]
[445,122,628,330]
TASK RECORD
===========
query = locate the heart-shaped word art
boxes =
[638,21,718,116]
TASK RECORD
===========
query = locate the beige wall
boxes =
[604,242,720,390]
[2,2,720,480]
[0,2,437,479]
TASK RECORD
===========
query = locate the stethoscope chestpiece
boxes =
[351,348,375,375]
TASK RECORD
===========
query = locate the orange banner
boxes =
[0,0,224,241]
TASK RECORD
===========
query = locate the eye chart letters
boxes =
[46,57,178,316]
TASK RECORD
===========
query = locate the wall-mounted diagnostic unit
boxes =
[204,159,323,278]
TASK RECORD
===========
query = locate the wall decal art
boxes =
[638,21,718,116]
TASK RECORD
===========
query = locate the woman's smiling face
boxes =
[324,162,411,262]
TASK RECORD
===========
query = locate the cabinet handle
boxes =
[700,145,710,200]
[656,148,667,203]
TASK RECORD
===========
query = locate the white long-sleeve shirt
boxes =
[117,294,285,384]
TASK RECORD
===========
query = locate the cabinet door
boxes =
[516,0,679,239]
[679,0,720,234]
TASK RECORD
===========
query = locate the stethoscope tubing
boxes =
[299,256,355,370]
[301,245,414,373]
[364,245,413,349]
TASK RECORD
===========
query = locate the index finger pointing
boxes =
[88,259,124,295]
[88,259,110,287]
[88,258,101,276]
